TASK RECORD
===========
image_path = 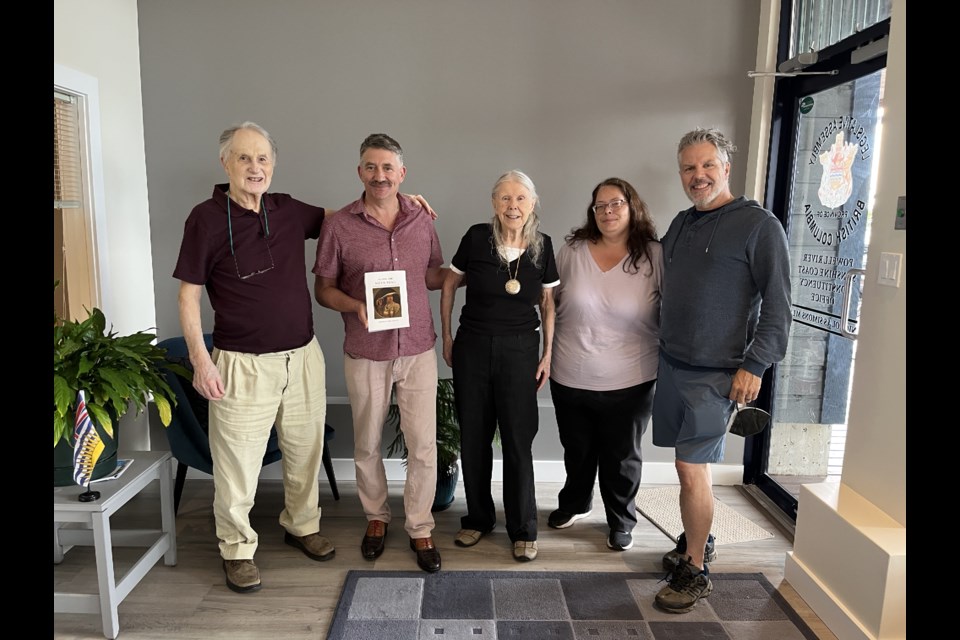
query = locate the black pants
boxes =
[453,328,540,542]
[549,378,655,532]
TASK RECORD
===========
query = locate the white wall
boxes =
[840,10,906,527]
[54,0,157,449]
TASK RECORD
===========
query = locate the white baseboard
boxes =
[184,458,744,486]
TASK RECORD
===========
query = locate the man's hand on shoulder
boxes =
[403,193,438,220]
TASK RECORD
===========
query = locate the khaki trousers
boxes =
[209,338,327,559]
[344,348,437,538]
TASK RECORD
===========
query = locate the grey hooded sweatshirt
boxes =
[659,196,791,377]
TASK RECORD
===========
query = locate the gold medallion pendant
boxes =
[504,249,522,295]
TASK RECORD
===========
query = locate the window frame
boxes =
[54,63,111,319]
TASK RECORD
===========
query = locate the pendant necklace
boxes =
[504,253,521,295]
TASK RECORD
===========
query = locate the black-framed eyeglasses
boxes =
[592,199,627,214]
[227,196,275,280]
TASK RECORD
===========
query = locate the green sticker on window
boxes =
[799,96,814,114]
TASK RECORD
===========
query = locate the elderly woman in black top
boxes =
[440,169,558,562]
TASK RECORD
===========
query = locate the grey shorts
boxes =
[652,354,736,464]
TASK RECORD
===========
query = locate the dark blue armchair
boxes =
[158,334,339,513]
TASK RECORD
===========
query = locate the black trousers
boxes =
[549,378,655,532]
[453,328,540,542]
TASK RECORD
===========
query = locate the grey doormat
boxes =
[326,570,819,639]
[635,485,774,545]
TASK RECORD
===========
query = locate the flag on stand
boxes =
[73,390,105,487]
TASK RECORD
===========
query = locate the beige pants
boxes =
[209,338,326,559]
[344,348,437,538]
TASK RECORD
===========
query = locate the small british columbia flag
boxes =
[72,390,105,487]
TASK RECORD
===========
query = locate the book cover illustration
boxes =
[365,270,410,332]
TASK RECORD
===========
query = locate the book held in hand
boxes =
[365,270,410,332]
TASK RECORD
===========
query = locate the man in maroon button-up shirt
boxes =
[313,133,448,573]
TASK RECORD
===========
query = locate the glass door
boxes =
[742,25,888,522]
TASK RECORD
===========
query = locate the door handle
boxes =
[840,268,865,339]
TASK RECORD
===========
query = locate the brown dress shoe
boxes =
[285,531,336,561]
[361,520,388,559]
[410,536,441,573]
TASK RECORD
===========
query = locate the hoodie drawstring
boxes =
[668,210,722,262]
[704,212,721,254]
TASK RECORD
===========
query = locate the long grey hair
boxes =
[490,169,544,267]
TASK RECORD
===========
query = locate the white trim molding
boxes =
[53,63,112,320]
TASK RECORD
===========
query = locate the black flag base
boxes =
[79,488,101,502]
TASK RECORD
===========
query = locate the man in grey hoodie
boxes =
[652,128,791,613]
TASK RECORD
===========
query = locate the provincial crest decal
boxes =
[817,131,858,208]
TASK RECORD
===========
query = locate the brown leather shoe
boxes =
[410,536,441,573]
[361,520,388,559]
[223,559,261,593]
[284,531,335,561]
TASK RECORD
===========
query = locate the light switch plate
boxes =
[878,252,902,287]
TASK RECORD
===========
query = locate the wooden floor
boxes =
[54,477,837,640]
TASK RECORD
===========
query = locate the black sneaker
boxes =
[661,532,717,571]
[606,530,633,551]
[547,509,592,529]
[655,557,713,613]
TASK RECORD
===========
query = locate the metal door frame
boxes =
[741,14,889,524]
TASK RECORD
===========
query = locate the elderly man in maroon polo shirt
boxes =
[313,133,448,573]
[174,121,335,595]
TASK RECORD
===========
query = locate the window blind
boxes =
[790,0,891,58]
[54,92,83,209]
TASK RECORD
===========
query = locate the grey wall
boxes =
[139,0,761,464]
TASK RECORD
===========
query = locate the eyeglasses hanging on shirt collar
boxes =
[227,196,275,280]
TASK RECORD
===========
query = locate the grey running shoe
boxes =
[662,532,717,571]
[607,530,634,551]
[654,557,713,613]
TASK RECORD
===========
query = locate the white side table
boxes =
[54,450,178,639]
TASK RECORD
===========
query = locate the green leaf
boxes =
[53,375,75,418]
[99,367,134,399]
[55,297,183,443]
[86,404,114,438]
[153,394,172,426]
[53,410,71,447]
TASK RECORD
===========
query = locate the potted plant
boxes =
[53,299,188,486]
[386,377,461,512]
